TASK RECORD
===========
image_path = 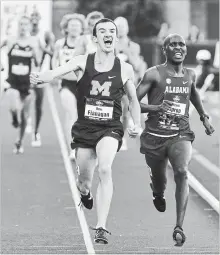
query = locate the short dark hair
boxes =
[92,18,118,37]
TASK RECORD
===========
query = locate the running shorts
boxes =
[140,130,195,159]
[71,120,124,152]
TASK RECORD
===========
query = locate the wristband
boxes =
[200,113,209,122]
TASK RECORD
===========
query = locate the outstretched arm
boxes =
[30,55,85,84]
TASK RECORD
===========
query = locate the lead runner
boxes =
[30,18,141,244]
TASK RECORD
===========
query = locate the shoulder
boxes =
[55,38,65,48]
[186,67,196,81]
[119,59,135,84]
[144,66,160,82]
[186,68,196,78]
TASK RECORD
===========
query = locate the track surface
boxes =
[1,88,219,254]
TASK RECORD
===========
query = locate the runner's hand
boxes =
[160,100,173,112]
[127,125,143,138]
[202,117,215,135]
[30,72,43,87]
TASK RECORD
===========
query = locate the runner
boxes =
[51,13,86,160]
[1,16,40,153]
[114,16,147,150]
[30,18,141,244]
[29,7,55,146]
[74,11,104,55]
[136,34,215,246]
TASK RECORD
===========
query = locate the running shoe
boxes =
[13,141,24,154]
[12,114,19,128]
[79,191,93,210]
[31,133,42,147]
[92,227,111,244]
[152,192,166,212]
[150,183,166,212]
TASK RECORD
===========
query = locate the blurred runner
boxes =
[51,13,86,160]
[74,11,104,55]
[1,16,40,153]
[30,18,141,244]
[136,34,214,246]
[27,6,55,147]
[114,16,147,150]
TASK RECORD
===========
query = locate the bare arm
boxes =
[32,55,85,84]
[51,40,62,69]
[136,67,160,113]
[190,69,207,117]
[0,38,8,49]
[123,65,141,127]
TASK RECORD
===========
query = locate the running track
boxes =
[1,86,219,254]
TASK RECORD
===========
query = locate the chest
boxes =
[59,47,75,62]
[10,44,33,59]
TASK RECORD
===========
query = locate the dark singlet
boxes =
[7,43,33,91]
[76,53,125,124]
[146,64,193,136]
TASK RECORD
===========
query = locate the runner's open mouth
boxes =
[104,38,113,46]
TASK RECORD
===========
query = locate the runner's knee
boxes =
[173,166,188,180]
[98,164,112,179]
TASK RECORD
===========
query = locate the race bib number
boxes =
[12,64,29,75]
[84,98,114,122]
[164,93,187,116]
[158,93,188,130]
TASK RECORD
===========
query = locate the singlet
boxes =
[76,53,125,124]
[7,42,33,88]
[146,64,193,136]
[59,38,77,80]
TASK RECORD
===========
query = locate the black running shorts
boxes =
[140,130,195,159]
[71,120,124,152]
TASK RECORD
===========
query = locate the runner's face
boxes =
[19,18,31,35]
[95,22,117,53]
[165,36,187,64]
[88,18,100,33]
[66,19,83,37]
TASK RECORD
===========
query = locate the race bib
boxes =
[163,93,187,116]
[158,93,188,130]
[12,64,29,75]
[84,98,114,122]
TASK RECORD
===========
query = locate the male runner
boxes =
[52,13,86,160]
[1,16,39,153]
[74,11,104,55]
[30,18,141,244]
[136,34,214,245]
[29,7,55,146]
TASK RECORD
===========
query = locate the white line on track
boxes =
[192,148,220,178]
[186,82,220,213]
[46,84,95,254]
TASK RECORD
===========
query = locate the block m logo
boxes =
[90,81,112,96]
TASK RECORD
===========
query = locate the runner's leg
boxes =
[95,136,118,229]
[168,140,192,228]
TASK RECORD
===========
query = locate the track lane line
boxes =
[46,84,95,254]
